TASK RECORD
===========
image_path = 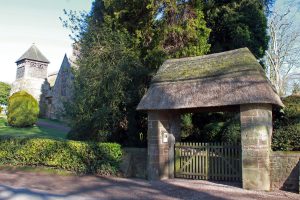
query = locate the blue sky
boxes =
[0,0,299,84]
[0,0,92,83]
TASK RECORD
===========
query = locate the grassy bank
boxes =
[0,116,68,139]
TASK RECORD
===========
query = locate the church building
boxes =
[10,44,74,120]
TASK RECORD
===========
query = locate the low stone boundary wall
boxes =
[120,148,147,179]
[270,151,300,192]
[119,148,300,192]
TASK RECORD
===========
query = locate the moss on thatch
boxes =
[137,48,283,110]
[152,48,264,83]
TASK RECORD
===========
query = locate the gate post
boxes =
[147,110,180,180]
[168,134,175,178]
[240,104,272,191]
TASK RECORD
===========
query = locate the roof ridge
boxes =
[164,47,251,63]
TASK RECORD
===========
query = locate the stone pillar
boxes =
[240,104,272,191]
[147,110,180,180]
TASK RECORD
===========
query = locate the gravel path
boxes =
[0,171,299,200]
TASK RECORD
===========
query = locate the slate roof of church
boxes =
[137,48,284,110]
[16,44,50,63]
[47,54,71,87]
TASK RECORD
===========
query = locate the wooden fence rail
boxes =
[175,142,241,181]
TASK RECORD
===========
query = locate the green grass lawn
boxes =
[38,117,68,127]
[0,116,68,139]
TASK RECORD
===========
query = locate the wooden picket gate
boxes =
[175,142,241,181]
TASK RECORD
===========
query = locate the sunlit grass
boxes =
[0,116,67,139]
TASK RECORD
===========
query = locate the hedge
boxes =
[0,137,122,175]
[272,123,300,151]
[272,95,300,151]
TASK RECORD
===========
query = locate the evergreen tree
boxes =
[63,0,272,146]
[64,15,145,144]
[88,0,211,68]
[202,0,271,59]
[64,0,211,145]
[0,82,11,105]
[151,0,211,58]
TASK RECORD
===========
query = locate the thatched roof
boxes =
[137,48,283,110]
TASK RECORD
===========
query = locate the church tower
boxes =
[11,44,50,102]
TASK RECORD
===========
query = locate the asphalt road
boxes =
[0,171,299,200]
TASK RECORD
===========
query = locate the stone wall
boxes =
[26,62,48,79]
[16,60,48,80]
[120,148,147,179]
[270,151,300,192]
[10,78,46,102]
[12,59,48,103]
[147,111,181,180]
[16,66,25,79]
[46,56,73,120]
[240,104,272,191]
[40,55,74,120]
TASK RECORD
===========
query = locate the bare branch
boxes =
[265,3,300,96]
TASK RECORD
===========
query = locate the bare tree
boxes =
[265,3,300,96]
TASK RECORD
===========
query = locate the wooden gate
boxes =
[175,142,241,181]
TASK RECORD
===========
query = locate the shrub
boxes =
[272,95,300,151]
[221,120,241,144]
[0,106,2,114]
[7,91,39,127]
[272,123,300,151]
[181,113,194,139]
[0,137,122,175]
[181,112,241,143]
[282,95,300,119]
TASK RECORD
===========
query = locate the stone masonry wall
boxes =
[16,66,25,79]
[46,56,74,120]
[12,60,48,103]
[270,151,300,192]
[120,148,147,179]
[10,78,46,102]
[26,63,48,79]
[240,104,272,191]
[147,111,181,180]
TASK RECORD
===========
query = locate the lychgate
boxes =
[137,48,283,191]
